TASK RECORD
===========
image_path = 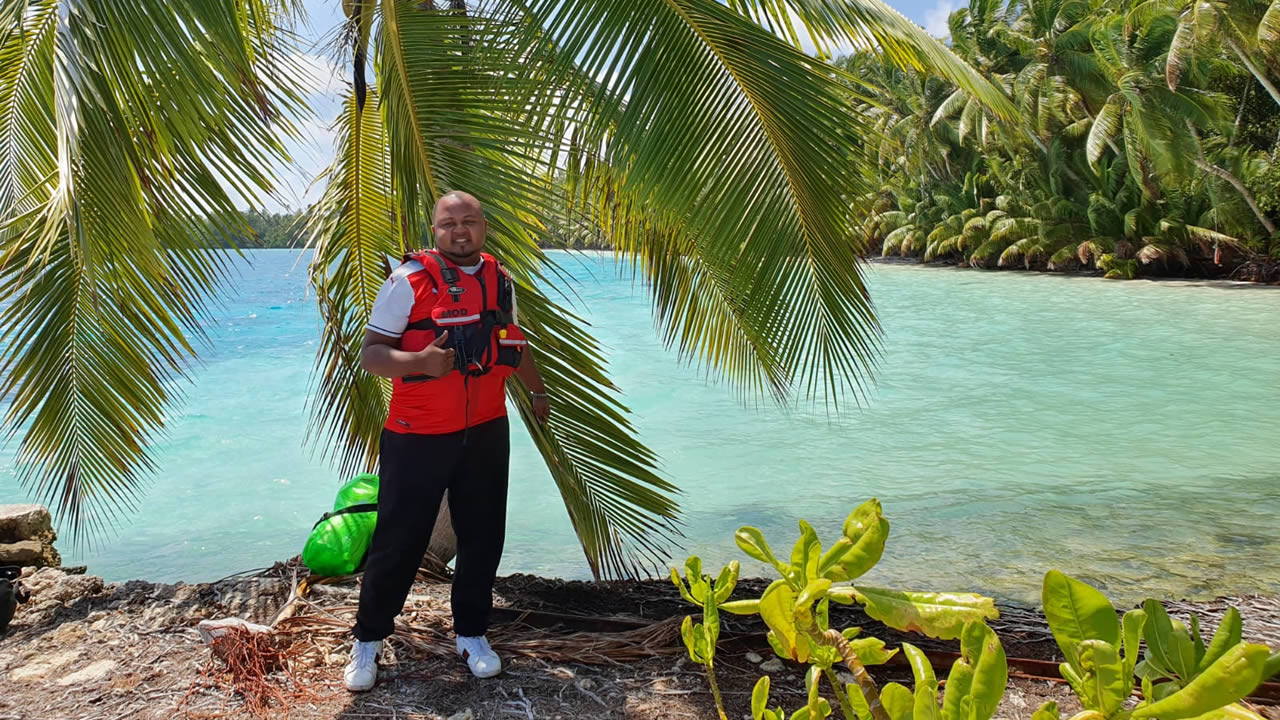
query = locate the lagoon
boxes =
[2,250,1278,605]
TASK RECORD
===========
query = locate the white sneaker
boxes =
[456,635,502,678]
[344,639,382,692]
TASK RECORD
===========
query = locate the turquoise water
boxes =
[2,251,1278,605]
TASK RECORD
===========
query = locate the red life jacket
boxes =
[385,249,528,435]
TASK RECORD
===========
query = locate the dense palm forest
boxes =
[848,0,1280,281]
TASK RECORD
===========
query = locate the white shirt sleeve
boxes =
[366,262,424,338]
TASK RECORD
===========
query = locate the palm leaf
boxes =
[1262,1,1280,57]
[0,0,299,543]
[1087,97,1123,169]
[302,89,398,476]
[368,1,682,577]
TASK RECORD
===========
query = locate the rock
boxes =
[56,659,117,686]
[575,678,596,692]
[745,652,764,664]
[16,569,106,625]
[0,540,59,568]
[447,710,474,720]
[9,649,82,682]
[197,617,273,645]
[758,658,785,673]
[0,505,54,544]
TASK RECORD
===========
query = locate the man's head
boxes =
[432,191,487,265]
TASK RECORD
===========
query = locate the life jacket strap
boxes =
[311,502,379,530]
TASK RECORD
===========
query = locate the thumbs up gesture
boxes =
[418,331,455,377]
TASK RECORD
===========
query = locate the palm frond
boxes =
[1262,1,1280,57]
[0,0,300,543]
[303,89,398,477]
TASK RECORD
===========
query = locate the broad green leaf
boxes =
[848,682,873,720]
[1136,658,1174,682]
[671,567,697,606]
[817,597,831,633]
[881,683,915,720]
[791,520,822,587]
[1078,640,1128,718]
[796,579,833,613]
[788,699,832,720]
[819,499,890,582]
[680,616,698,662]
[1143,600,1198,681]
[1042,571,1120,668]
[1198,608,1241,675]
[685,556,709,600]
[703,582,720,651]
[1189,615,1206,665]
[1123,609,1147,680]
[1265,651,1280,681]
[753,676,771,720]
[806,664,822,713]
[849,637,899,666]
[903,643,940,720]
[767,630,789,660]
[1179,703,1268,720]
[1132,644,1270,720]
[721,598,762,615]
[738,527,791,578]
[828,587,858,605]
[1033,702,1061,720]
[761,581,807,662]
[1061,661,1097,711]
[714,561,741,605]
[808,644,842,669]
[853,587,999,640]
[940,622,1007,720]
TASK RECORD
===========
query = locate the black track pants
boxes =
[353,417,510,641]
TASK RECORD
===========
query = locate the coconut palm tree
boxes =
[0,0,1011,578]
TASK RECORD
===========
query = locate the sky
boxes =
[263,0,956,213]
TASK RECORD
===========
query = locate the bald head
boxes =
[432,191,487,265]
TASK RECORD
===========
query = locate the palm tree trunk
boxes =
[1189,121,1278,236]
[1227,37,1280,108]
[422,492,458,576]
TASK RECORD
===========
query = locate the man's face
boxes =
[432,195,487,262]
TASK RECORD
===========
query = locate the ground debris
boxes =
[0,566,1276,720]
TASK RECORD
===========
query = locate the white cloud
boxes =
[924,0,958,39]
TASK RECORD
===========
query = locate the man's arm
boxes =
[515,346,550,423]
[361,329,455,379]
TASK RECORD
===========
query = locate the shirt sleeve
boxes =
[366,267,418,338]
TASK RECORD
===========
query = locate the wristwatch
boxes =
[530,392,549,399]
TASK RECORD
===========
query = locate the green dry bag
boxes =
[301,473,379,576]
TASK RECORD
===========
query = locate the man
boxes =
[344,191,551,692]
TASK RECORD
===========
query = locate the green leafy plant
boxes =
[676,499,1004,720]
[671,556,739,720]
[1038,570,1276,720]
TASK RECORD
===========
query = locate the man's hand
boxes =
[417,331,455,377]
[532,395,551,424]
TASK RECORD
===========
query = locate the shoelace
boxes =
[352,643,378,666]
[459,637,493,658]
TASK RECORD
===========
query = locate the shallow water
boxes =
[2,251,1277,605]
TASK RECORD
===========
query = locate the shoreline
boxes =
[240,246,1280,287]
[3,564,1278,719]
[864,255,1280,288]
